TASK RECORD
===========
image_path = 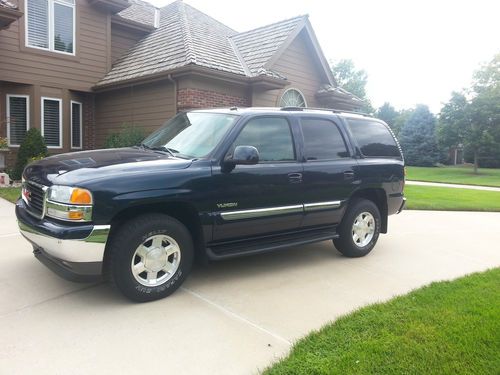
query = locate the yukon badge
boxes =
[217,202,238,209]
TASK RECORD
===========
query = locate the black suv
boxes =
[16,108,405,302]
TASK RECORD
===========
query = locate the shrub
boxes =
[0,136,8,149]
[104,124,145,148]
[11,128,48,181]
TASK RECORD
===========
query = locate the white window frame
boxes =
[70,100,82,150]
[25,0,76,56]
[41,96,63,149]
[6,94,30,148]
[279,88,308,108]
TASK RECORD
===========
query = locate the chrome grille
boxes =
[24,181,47,218]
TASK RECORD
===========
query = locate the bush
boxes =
[104,125,145,148]
[11,128,48,181]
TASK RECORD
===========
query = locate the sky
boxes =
[147,0,500,113]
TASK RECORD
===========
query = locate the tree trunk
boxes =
[473,151,479,174]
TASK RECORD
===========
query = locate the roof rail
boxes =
[279,106,371,117]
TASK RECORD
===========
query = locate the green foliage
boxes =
[331,59,373,112]
[404,185,500,211]
[375,102,400,135]
[0,187,21,203]
[11,128,48,181]
[104,124,146,149]
[438,53,500,170]
[0,136,8,149]
[265,268,500,374]
[406,166,500,187]
[399,105,440,166]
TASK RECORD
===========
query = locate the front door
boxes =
[211,116,304,242]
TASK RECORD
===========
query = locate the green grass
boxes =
[265,268,500,375]
[407,166,500,187]
[0,187,21,203]
[404,185,500,211]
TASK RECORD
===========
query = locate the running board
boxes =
[206,229,339,260]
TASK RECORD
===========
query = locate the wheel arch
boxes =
[103,201,206,269]
[348,188,388,233]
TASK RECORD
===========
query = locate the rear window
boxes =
[347,119,401,157]
[301,118,349,160]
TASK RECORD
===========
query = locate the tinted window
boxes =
[347,119,400,157]
[233,117,295,162]
[301,119,349,160]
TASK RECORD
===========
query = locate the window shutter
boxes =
[71,102,82,148]
[8,96,28,146]
[27,0,49,49]
[43,99,61,147]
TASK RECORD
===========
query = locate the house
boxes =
[0,0,362,169]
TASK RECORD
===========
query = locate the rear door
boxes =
[211,115,304,242]
[299,116,359,227]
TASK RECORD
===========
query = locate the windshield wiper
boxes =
[140,143,178,157]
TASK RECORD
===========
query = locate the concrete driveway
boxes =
[1,197,499,374]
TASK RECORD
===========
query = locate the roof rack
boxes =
[279,106,371,117]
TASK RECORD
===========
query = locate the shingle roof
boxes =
[96,0,307,87]
[231,16,305,76]
[116,0,156,28]
[0,0,17,9]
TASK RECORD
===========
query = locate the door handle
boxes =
[288,172,303,183]
[343,170,355,179]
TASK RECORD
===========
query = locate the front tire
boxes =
[333,199,381,258]
[107,214,194,302]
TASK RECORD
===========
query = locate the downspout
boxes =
[166,74,178,113]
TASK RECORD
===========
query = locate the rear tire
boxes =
[107,214,193,302]
[333,198,381,258]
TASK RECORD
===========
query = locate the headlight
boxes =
[46,185,93,221]
[48,185,93,205]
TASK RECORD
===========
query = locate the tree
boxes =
[399,105,440,166]
[437,53,500,172]
[331,59,373,113]
[11,128,48,180]
[376,102,400,135]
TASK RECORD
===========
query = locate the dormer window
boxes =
[26,0,75,55]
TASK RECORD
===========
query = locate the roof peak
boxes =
[234,15,307,37]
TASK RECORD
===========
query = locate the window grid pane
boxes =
[27,0,49,49]
[71,102,81,148]
[54,3,74,53]
[43,99,61,147]
[8,97,28,146]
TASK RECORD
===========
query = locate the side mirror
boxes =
[226,145,259,165]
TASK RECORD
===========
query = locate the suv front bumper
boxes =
[16,199,109,282]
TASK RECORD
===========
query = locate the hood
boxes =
[23,147,192,186]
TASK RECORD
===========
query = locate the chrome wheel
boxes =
[351,212,375,247]
[131,234,181,287]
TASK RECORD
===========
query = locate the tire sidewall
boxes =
[338,199,381,257]
[112,216,193,302]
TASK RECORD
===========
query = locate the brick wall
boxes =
[82,93,96,150]
[177,88,249,110]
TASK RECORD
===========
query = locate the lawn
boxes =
[404,185,500,211]
[0,187,21,204]
[406,166,500,187]
[264,268,500,375]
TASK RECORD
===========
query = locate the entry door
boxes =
[299,117,359,227]
[212,116,304,242]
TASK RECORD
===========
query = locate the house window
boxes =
[26,0,75,54]
[279,88,307,108]
[41,97,62,148]
[71,101,82,149]
[6,95,30,147]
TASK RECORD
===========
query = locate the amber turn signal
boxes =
[70,188,93,205]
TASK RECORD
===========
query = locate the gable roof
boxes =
[115,0,157,28]
[96,0,334,89]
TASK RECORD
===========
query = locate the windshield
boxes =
[141,112,238,158]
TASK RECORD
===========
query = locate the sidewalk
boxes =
[406,180,500,192]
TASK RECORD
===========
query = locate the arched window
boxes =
[279,88,307,107]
